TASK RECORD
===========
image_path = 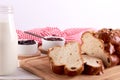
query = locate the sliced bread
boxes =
[81,31,112,67]
[82,54,104,75]
[48,42,84,76]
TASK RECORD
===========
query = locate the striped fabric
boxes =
[16,27,94,45]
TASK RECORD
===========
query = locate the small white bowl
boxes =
[42,36,65,51]
[18,39,38,56]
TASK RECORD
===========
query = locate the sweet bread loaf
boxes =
[48,41,104,76]
[81,29,120,67]
[95,28,120,65]
[48,42,84,76]
[81,31,112,67]
[96,28,120,58]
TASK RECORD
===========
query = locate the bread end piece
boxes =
[81,31,112,67]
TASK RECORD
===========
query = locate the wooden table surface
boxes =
[20,56,120,80]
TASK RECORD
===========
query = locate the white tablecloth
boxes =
[0,67,43,80]
[0,54,47,79]
[0,67,42,80]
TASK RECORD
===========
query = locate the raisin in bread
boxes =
[81,31,112,67]
[82,54,104,75]
[48,42,84,76]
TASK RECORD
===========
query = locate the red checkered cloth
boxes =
[16,27,94,45]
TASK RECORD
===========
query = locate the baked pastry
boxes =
[95,28,120,54]
[81,31,112,67]
[95,28,120,65]
[81,29,120,67]
[48,42,84,76]
[48,41,104,76]
[82,54,104,75]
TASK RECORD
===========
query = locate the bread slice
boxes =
[81,31,112,67]
[82,54,104,75]
[48,42,84,76]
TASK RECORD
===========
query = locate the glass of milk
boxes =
[0,5,18,75]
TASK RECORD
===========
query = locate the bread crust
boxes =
[81,31,112,67]
[51,61,65,75]
[50,61,84,76]
[48,41,84,76]
[64,65,84,76]
[82,55,104,75]
[82,63,103,75]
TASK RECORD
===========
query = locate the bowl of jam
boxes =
[18,39,38,56]
[42,36,65,51]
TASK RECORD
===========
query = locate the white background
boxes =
[1,0,120,30]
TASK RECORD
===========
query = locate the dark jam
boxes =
[45,37,63,41]
[18,40,36,45]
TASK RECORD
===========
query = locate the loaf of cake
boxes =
[81,28,120,67]
[48,41,104,76]
[95,28,120,66]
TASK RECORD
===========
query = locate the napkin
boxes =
[16,27,93,45]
